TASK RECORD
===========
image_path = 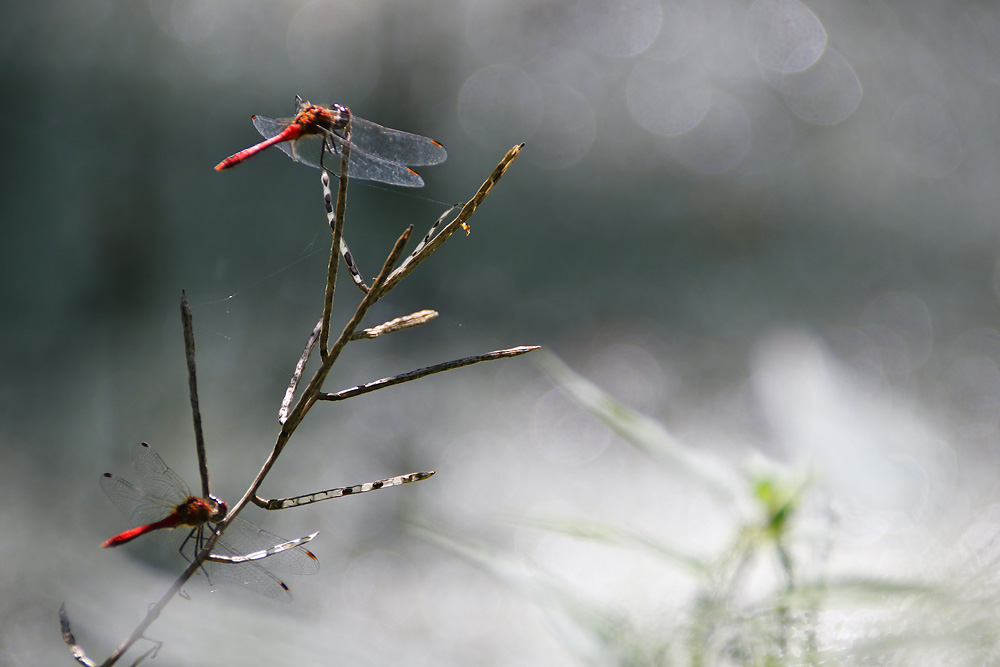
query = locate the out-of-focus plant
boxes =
[421,350,1000,665]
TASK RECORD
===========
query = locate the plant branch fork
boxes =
[62,143,530,666]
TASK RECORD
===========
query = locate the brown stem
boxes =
[180,291,211,499]
[319,150,349,355]
[318,346,540,402]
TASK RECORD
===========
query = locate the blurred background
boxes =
[4,0,1000,663]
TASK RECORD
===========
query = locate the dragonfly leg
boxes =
[178,525,217,589]
[177,526,197,562]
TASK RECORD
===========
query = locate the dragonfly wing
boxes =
[192,517,319,602]
[286,134,329,169]
[103,445,204,549]
[251,114,293,141]
[349,116,447,166]
[130,443,191,506]
[164,524,292,600]
[252,115,327,169]
[253,114,433,186]
[100,473,182,529]
[345,148,426,187]
[199,554,295,602]
[218,515,320,576]
[284,128,412,182]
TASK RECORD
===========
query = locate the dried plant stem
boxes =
[279,317,323,424]
[224,225,413,526]
[394,203,461,274]
[59,604,95,666]
[282,308,439,422]
[318,345,540,402]
[65,143,531,667]
[207,531,318,563]
[236,145,527,518]
[325,176,370,293]
[350,309,439,340]
[384,143,523,291]
[319,152,349,355]
[181,291,211,498]
[255,470,436,510]
[83,524,229,666]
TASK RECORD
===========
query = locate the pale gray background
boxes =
[3,0,1000,664]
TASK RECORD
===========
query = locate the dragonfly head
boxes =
[330,103,350,125]
[207,494,228,522]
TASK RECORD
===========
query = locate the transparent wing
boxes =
[252,114,430,187]
[160,524,291,602]
[336,141,427,187]
[348,115,447,166]
[215,516,320,576]
[102,443,318,601]
[198,552,295,602]
[180,518,319,602]
[129,443,192,506]
[250,114,296,141]
[100,473,179,529]
[252,114,335,171]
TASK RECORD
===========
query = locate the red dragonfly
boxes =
[100,443,319,602]
[215,95,447,187]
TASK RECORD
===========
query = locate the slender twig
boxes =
[254,470,436,510]
[339,238,369,292]
[315,227,413,382]
[180,291,211,499]
[392,202,462,276]
[208,146,523,532]
[319,149,349,356]
[318,346,540,402]
[61,605,160,667]
[129,645,161,667]
[59,604,96,666]
[280,317,322,424]
[223,225,413,527]
[207,532,319,563]
[98,525,228,666]
[320,163,369,293]
[350,309,438,340]
[383,143,523,292]
[85,295,247,666]
[73,139,530,667]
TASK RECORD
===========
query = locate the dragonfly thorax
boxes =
[176,495,227,526]
[293,99,350,136]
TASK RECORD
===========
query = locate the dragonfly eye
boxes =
[208,495,228,521]
[331,104,350,128]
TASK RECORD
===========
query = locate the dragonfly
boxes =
[100,443,319,602]
[215,95,447,187]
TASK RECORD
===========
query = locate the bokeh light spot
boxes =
[768,48,862,125]
[746,0,827,73]
[627,58,713,136]
[457,65,543,148]
[667,92,752,173]
[645,0,705,62]
[570,0,663,58]
[530,84,596,169]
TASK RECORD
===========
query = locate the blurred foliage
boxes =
[424,352,1000,665]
